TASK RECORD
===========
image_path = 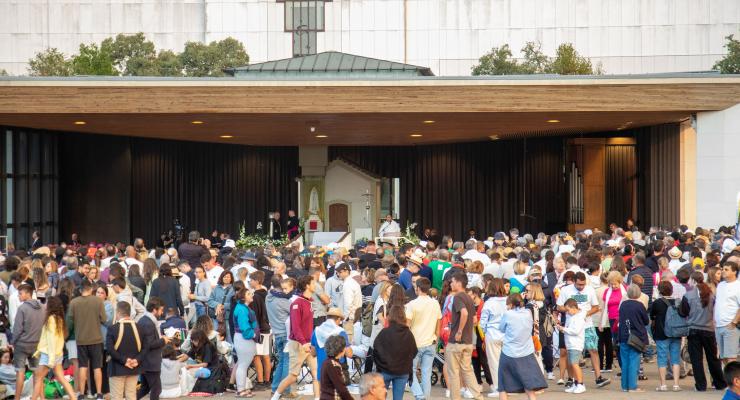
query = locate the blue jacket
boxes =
[232,301,257,340]
[207,285,234,312]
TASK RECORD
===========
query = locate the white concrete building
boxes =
[1,0,739,76]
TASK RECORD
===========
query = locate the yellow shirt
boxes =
[405,294,442,348]
[35,318,65,365]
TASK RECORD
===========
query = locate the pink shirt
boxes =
[606,289,622,320]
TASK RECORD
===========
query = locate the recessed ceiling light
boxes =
[191,120,204,124]
[315,134,328,138]
[423,120,435,124]
[489,135,500,140]
[220,135,233,138]
[410,134,423,137]
[547,119,560,123]
[73,121,86,125]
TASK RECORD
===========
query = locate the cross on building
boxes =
[278,0,331,57]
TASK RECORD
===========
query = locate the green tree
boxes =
[548,43,595,75]
[713,34,740,74]
[71,43,117,75]
[181,37,249,77]
[471,44,524,75]
[28,48,72,76]
[103,33,158,76]
[156,50,183,76]
[0,69,8,76]
[520,41,551,74]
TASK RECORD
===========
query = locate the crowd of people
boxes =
[0,219,739,400]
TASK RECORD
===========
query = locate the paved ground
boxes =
[214,362,726,400]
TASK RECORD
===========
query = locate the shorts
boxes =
[12,345,38,371]
[77,343,104,369]
[65,340,78,359]
[567,349,583,364]
[255,333,272,356]
[716,325,739,359]
[287,340,317,377]
[558,332,566,350]
[584,327,598,351]
[38,352,62,367]
[655,338,681,367]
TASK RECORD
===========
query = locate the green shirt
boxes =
[429,260,452,291]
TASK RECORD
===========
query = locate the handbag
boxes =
[625,320,647,353]
[208,288,230,320]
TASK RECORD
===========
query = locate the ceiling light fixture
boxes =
[220,135,233,138]
[410,134,423,137]
[73,121,86,125]
[315,134,328,138]
[547,119,560,123]
[423,120,435,124]
[191,120,204,124]
[489,135,500,140]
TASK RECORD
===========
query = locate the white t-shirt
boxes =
[462,249,491,266]
[206,265,224,287]
[557,284,599,329]
[714,280,740,327]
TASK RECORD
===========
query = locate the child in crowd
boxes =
[319,335,353,400]
[557,298,586,394]
[723,361,740,400]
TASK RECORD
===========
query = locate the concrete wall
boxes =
[696,103,740,229]
[2,0,739,76]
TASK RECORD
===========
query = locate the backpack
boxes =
[662,298,689,338]
[361,301,375,337]
[439,296,454,345]
[541,309,555,338]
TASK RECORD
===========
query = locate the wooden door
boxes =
[329,203,349,232]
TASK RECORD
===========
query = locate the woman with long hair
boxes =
[705,266,721,292]
[372,305,418,400]
[386,283,406,308]
[32,266,52,304]
[232,287,258,398]
[678,274,727,391]
[142,258,159,302]
[32,296,76,400]
[525,283,552,378]
[126,264,146,293]
[187,329,226,394]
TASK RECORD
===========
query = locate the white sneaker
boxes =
[487,391,500,398]
[463,389,475,399]
[547,372,555,380]
[565,385,576,393]
[445,390,451,398]
[573,384,586,394]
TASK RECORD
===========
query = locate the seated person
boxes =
[160,344,194,398]
[311,308,352,381]
[186,329,227,394]
[180,315,231,358]
[160,307,187,336]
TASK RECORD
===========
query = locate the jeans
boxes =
[411,344,435,400]
[195,303,205,318]
[271,336,290,394]
[655,338,681,368]
[381,372,409,400]
[541,335,554,373]
[619,344,641,391]
[687,330,727,391]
